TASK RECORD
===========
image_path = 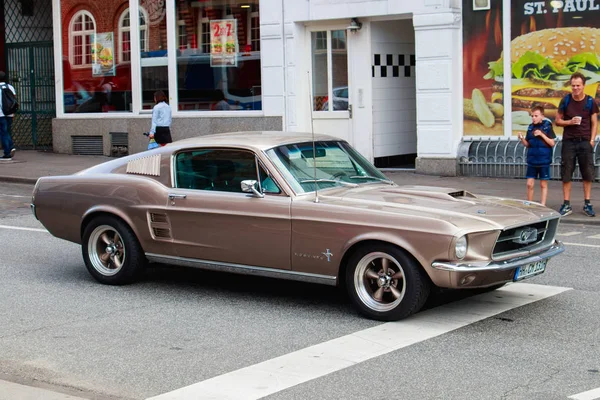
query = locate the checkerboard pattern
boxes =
[372,54,415,78]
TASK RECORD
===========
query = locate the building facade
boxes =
[2,0,599,175]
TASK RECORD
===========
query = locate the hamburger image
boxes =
[98,47,113,67]
[485,27,600,118]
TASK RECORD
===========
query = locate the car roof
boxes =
[170,131,341,152]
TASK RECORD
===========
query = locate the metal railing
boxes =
[458,138,600,181]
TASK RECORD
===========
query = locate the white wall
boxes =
[371,20,416,158]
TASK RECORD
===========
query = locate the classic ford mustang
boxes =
[31,132,564,321]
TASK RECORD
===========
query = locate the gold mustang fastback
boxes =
[31,132,565,321]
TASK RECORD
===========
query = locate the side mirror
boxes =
[241,180,264,198]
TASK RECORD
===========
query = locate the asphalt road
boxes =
[0,182,599,400]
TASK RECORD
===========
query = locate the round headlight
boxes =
[455,236,468,259]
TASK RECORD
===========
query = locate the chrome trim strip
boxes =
[30,203,38,220]
[145,253,338,286]
[431,240,564,272]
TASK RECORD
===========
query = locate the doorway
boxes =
[370,20,417,168]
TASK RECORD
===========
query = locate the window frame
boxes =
[118,7,149,64]
[69,10,96,68]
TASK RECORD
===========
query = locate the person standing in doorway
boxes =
[149,90,172,146]
[0,71,17,161]
[518,106,556,206]
[555,72,598,217]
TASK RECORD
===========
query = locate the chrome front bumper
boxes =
[30,203,37,220]
[431,240,565,272]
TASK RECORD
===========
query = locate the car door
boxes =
[165,148,292,270]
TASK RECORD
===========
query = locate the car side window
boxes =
[175,149,259,193]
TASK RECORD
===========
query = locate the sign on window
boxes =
[92,32,115,77]
[210,19,238,67]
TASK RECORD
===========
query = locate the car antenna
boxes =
[307,71,319,203]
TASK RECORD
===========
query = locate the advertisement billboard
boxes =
[463,0,600,136]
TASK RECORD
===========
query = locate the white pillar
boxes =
[413,10,462,176]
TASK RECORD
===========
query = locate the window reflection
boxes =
[61,1,133,113]
[175,0,262,111]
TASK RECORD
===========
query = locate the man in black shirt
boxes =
[555,72,598,217]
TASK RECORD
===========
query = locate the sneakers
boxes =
[0,155,12,161]
[9,148,15,158]
[559,203,572,216]
[584,203,596,217]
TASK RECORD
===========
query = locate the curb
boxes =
[0,176,38,185]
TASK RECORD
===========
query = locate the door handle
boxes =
[168,193,187,200]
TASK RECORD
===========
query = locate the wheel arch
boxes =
[337,239,429,288]
[80,207,141,244]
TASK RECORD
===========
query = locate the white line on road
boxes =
[563,242,600,248]
[0,379,88,400]
[587,234,600,240]
[0,225,47,233]
[0,193,30,198]
[558,231,582,237]
[569,387,600,400]
[147,283,570,400]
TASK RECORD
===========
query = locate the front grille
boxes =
[493,219,558,257]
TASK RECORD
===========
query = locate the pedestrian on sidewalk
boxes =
[555,71,598,217]
[148,90,172,147]
[518,105,556,206]
[0,71,17,161]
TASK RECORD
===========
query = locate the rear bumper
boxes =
[429,240,564,288]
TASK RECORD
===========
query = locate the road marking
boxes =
[0,379,88,400]
[563,242,600,248]
[587,234,600,240]
[557,231,582,237]
[147,283,570,400]
[0,225,47,233]
[568,386,600,400]
[0,193,30,198]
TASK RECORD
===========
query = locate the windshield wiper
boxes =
[300,179,358,188]
[349,175,395,185]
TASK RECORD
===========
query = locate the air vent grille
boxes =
[152,228,171,238]
[150,213,168,223]
[72,136,103,155]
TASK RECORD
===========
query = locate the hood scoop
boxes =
[380,186,477,201]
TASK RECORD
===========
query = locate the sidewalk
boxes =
[1,150,598,225]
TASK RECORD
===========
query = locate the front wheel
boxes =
[82,215,146,285]
[346,244,430,321]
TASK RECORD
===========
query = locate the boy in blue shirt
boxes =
[517,105,556,206]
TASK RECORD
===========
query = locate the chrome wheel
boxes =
[87,225,126,276]
[354,252,406,312]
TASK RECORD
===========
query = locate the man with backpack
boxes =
[0,71,17,161]
[555,72,598,217]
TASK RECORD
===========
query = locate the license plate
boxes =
[514,259,548,281]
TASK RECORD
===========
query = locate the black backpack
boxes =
[0,83,19,115]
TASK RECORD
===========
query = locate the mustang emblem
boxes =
[514,227,538,245]
[322,249,333,262]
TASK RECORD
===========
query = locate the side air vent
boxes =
[152,228,171,239]
[150,213,168,223]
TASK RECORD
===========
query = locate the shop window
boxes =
[139,0,169,110]
[62,2,132,113]
[69,10,96,67]
[175,0,262,111]
[119,8,149,63]
[311,30,348,112]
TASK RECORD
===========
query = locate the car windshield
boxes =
[265,140,392,194]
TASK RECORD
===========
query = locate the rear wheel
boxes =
[82,215,146,285]
[346,244,430,321]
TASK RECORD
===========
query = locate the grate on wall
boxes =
[110,132,129,157]
[72,136,104,155]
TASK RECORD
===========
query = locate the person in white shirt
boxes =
[149,90,172,146]
[0,71,16,160]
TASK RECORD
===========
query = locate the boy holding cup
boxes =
[555,72,599,217]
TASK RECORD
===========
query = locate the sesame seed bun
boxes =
[509,27,600,71]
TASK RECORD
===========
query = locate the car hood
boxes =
[317,184,560,231]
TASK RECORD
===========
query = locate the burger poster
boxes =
[91,32,115,77]
[210,19,238,67]
[463,0,600,136]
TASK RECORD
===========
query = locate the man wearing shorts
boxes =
[555,72,598,217]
